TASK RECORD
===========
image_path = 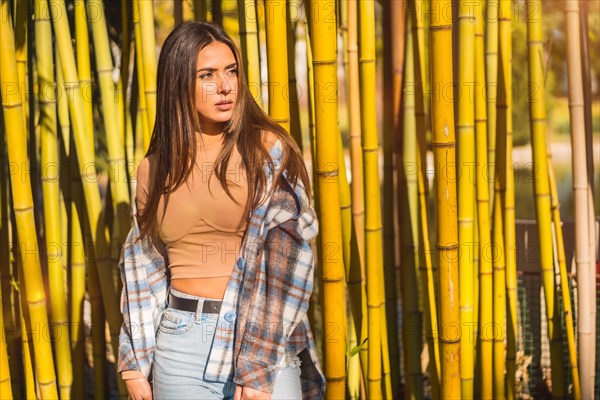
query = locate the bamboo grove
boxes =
[0,0,598,399]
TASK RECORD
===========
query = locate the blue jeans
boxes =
[152,287,303,399]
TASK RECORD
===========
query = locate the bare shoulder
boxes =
[137,154,157,180]
[261,129,281,152]
[136,154,158,193]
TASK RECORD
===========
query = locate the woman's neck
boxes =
[199,121,226,136]
[195,130,224,152]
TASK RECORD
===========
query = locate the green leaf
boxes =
[347,337,368,357]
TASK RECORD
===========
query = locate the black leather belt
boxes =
[168,293,222,314]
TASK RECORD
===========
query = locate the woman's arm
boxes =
[135,156,151,223]
[121,370,145,380]
[117,239,147,377]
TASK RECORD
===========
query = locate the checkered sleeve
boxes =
[116,227,156,380]
[233,179,319,393]
[117,240,145,376]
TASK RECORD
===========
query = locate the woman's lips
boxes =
[215,101,233,111]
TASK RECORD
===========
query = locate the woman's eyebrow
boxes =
[197,63,237,72]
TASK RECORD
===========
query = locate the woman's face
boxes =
[195,42,238,134]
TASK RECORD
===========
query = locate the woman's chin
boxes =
[206,111,233,122]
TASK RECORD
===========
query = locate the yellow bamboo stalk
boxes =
[0,2,59,397]
[411,2,441,396]
[18,279,37,400]
[547,147,581,399]
[121,0,131,144]
[287,0,303,149]
[347,0,367,328]
[413,0,430,174]
[0,114,22,400]
[492,2,508,397]
[0,120,12,400]
[309,1,347,398]
[87,246,106,400]
[416,146,441,400]
[108,32,130,375]
[380,312,392,399]
[340,3,368,397]
[55,48,86,400]
[346,317,363,400]
[337,130,362,399]
[75,0,93,150]
[304,24,324,359]
[382,1,402,395]
[136,0,158,133]
[565,1,595,396]
[69,198,87,400]
[132,0,151,153]
[340,0,348,102]
[74,1,93,160]
[429,1,461,398]
[474,1,492,397]
[14,0,28,130]
[491,180,505,399]
[265,0,290,133]
[237,0,262,106]
[124,108,136,192]
[346,0,365,270]
[358,0,388,396]
[0,7,30,397]
[498,1,519,398]
[457,1,475,397]
[120,0,135,190]
[35,1,73,398]
[525,2,568,398]
[345,2,369,387]
[580,7,598,354]
[0,284,11,399]
[472,193,479,351]
[485,0,498,212]
[400,15,424,399]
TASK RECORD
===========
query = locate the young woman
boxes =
[117,21,324,400]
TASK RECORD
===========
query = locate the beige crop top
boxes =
[135,132,250,280]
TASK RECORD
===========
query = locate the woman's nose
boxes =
[218,77,232,94]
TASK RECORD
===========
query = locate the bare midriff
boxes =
[170,277,230,299]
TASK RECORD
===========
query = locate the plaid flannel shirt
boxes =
[117,140,325,399]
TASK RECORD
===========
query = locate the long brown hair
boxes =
[137,21,311,241]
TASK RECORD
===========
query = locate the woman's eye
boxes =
[228,69,238,76]
[199,73,212,79]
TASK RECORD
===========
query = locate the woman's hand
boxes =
[124,377,153,400]
[234,384,271,400]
